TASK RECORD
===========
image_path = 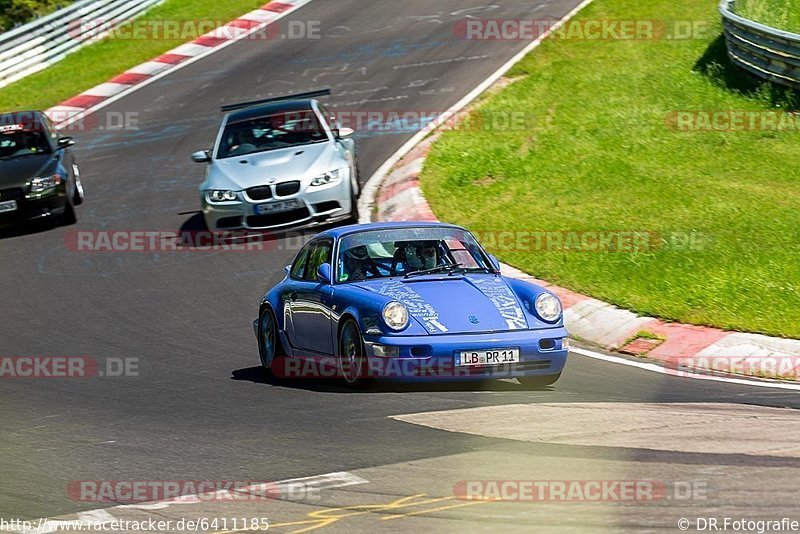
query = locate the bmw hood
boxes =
[205,142,337,190]
[355,276,530,334]
[0,154,56,189]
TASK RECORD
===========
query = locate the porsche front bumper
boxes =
[362,328,569,380]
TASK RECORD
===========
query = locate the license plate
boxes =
[255,199,303,215]
[456,348,520,367]
[0,200,17,213]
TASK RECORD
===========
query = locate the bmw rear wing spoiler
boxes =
[220,89,331,112]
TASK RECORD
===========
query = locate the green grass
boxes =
[420,0,800,338]
[0,0,271,111]
[736,0,800,33]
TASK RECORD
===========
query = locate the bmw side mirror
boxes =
[335,127,354,139]
[57,136,75,149]
[284,265,291,275]
[488,254,501,272]
[191,150,211,163]
[317,263,332,283]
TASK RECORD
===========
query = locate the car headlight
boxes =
[206,190,238,203]
[311,169,340,187]
[382,301,409,331]
[30,173,62,193]
[535,293,562,322]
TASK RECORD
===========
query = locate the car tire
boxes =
[338,318,370,388]
[57,174,81,226]
[518,373,562,389]
[258,307,283,375]
[59,198,77,226]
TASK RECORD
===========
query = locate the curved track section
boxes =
[1,0,799,529]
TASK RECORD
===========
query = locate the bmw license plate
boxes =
[456,348,520,367]
[0,200,17,213]
[254,199,303,215]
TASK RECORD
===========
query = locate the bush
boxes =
[0,0,75,32]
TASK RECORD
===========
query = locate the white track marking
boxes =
[54,0,314,129]
[572,347,800,391]
[0,472,368,533]
[125,471,369,510]
[358,0,597,222]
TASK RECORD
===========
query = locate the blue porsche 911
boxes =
[254,222,569,387]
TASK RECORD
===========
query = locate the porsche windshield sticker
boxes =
[469,278,528,330]
[376,281,448,333]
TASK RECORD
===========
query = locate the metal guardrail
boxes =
[720,0,800,89]
[0,0,163,89]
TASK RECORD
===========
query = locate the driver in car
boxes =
[393,241,441,274]
[343,245,380,281]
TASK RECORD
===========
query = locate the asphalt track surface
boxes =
[2,0,800,529]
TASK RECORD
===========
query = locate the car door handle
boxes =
[289,292,298,302]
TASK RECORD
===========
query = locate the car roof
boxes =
[0,110,43,119]
[226,100,317,124]
[0,110,46,125]
[316,221,469,240]
[0,111,51,135]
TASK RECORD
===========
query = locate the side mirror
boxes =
[488,254,501,272]
[284,265,291,275]
[317,262,332,283]
[336,127,354,139]
[57,136,75,149]
[191,150,211,163]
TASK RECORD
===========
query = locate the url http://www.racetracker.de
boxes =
[0,517,270,533]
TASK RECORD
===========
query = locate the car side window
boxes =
[290,245,312,280]
[40,117,57,146]
[303,240,333,282]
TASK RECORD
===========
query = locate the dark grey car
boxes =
[0,110,84,227]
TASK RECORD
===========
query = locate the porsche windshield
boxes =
[336,227,494,283]
[217,111,327,158]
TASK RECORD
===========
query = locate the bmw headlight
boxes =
[30,173,62,193]
[382,301,409,331]
[311,169,340,187]
[535,293,562,322]
[206,190,238,203]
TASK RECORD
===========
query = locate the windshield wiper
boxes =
[404,263,463,278]
[451,266,495,274]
